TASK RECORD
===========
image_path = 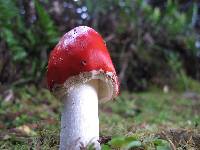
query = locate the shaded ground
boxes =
[0,85,200,149]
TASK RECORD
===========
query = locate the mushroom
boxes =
[47,26,119,149]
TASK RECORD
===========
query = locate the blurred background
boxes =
[0,0,200,91]
[0,0,200,149]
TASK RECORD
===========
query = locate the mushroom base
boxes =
[60,80,100,150]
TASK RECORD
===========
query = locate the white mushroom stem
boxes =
[59,80,100,150]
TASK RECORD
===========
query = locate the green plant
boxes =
[85,0,199,90]
[101,135,170,150]
[0,0,59,84]
[167,52,189,91]
[1,0,199,90]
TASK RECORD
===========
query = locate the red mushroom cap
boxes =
[47,26,119,101]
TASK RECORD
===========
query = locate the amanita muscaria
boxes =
[47,26,119,149]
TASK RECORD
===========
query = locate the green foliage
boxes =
[0,0,59,83]
[85,0,199,90]
[100,89,200,135]
[34,0,58,44]
[108,136,142,149]
[167,53,188,90]
[101,135,170,150]
[0,86,200,149]
[0,0,26,61]
[0,0,199,90]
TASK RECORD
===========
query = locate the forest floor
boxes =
[0,84,200,149]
